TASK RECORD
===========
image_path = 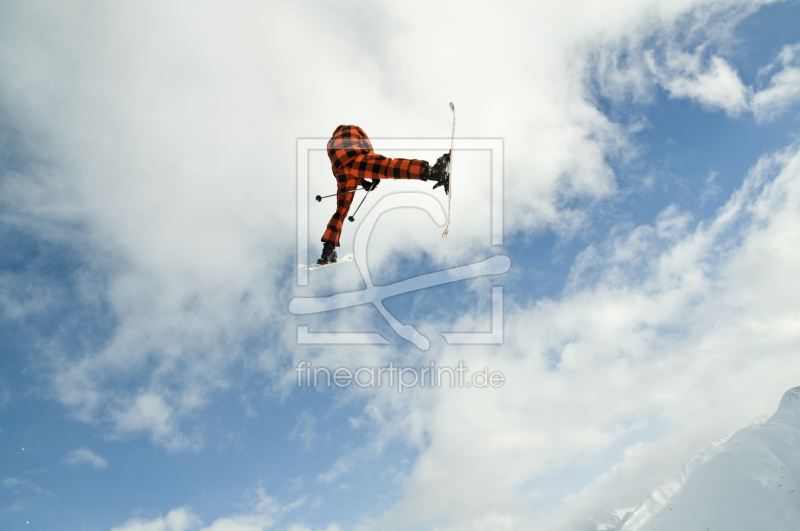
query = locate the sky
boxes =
[1,1,800,530]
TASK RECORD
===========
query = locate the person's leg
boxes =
[346,152,449,193]
[348,153,428,181]
[323,171,358,246]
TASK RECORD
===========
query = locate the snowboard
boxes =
[298,253,354,271]
[442,102,455,238]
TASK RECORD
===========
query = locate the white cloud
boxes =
[663,55,750,115]
[0,0,778,451]
[335,141,800,531]
[2,477,54,497]
[753,43,800,122]
[111,393,197,452]
[65,447,108,469]
[589,2,756,104]
[111,507,199,531]
[199,514,275,531]
[110,487,308,531]
[753,65,800,121]
[590,10,800,123]
[286,525,342,531]
[317,457,353,486]
[2,2,799,530]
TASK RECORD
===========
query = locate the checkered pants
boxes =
[321,125,428,246]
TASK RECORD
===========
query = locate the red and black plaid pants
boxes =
[322,125,428,246]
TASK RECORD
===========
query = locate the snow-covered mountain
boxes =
[601,386,800,531]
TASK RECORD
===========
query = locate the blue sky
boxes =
[2,1,800,531]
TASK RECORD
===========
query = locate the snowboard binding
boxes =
[428,152,450,195]
[317,241,338,265]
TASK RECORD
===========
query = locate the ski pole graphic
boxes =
[347,188,372,222]
[315,186,364,202]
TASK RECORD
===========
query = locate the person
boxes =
[317,124,450,265]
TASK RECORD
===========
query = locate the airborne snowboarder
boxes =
[316,124,450,265]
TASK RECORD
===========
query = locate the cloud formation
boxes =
[1,0,774,454]
[2,1,800,531]
[110,488,308,531]
[111,507,199,531]
[346,141,800,530]
[65,447,108,469]
[753,43,800,121]
[591,6,800,121]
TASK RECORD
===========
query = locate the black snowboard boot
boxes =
[425,152,450,195]
[317,241,337,265]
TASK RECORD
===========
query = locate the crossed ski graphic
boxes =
[289,193,510,350]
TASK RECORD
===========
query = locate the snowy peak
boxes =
[601,386,800,531]
[770,386,800,425]
[777,386,800,411]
